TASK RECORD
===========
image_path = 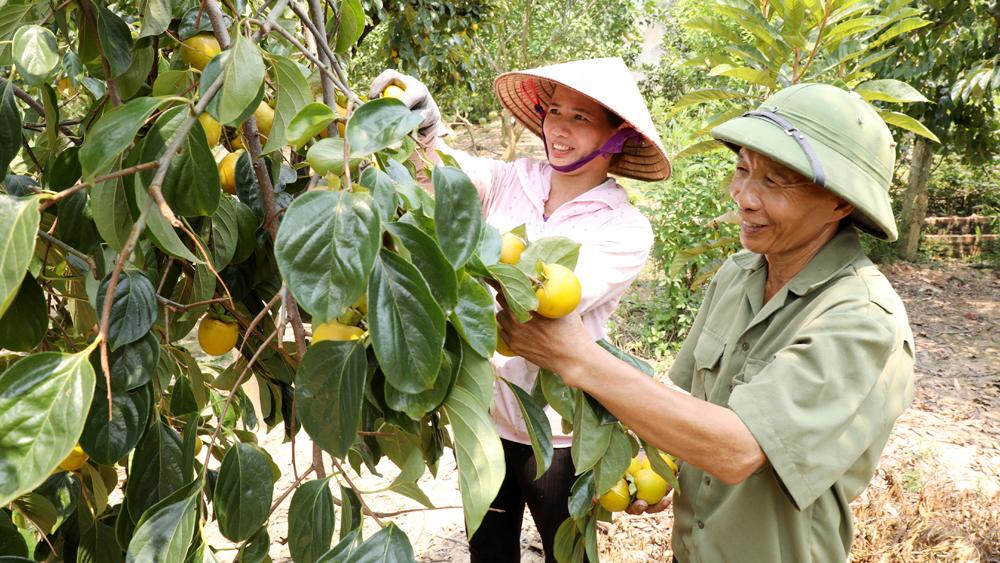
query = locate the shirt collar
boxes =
[731,226,864,296]
[538,161,628,211]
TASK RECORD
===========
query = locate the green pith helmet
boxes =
[711,83,899,241]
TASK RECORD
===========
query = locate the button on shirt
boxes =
[455,155,653,447]
[667,227,915,562]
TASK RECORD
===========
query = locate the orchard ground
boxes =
[188,125,999,561]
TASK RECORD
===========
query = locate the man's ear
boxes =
[833,198,855,221]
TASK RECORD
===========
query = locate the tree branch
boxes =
[0,78,81,144]
[36,230,98,276]
[39,160,160,211]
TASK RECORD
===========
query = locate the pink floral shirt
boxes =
[453,153,654,447]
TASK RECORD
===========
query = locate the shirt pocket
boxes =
[691,329,725,399]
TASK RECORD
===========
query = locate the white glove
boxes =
[369,70,449,140]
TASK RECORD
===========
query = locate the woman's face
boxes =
[729,148,853,259]
[542,86,619,172]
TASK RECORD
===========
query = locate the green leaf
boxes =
[130,172,202,263]
[450,276,497,359]
[674,139,726,160]
[878,110,940,143]
[443,386,505,538]
[387,221,458,312]
[318,528,361,561]
[0,79,22,176]
[207,37,266,126]
[276,190,381,322]
[869,16,931,49]
[337,522,411,562]
[568,472,595,523]
[306,137,364,176]
[358,167,398,223]
[369,250,446,393]
[571,392,613,474]
[296,341,368,459]
[96,5,133,78]
[0,0,33,67]
[552,516,580,563]
[669,88,747,116]
[486,263,537,323]
[432,166,483,270]
[138,0,172,38]
[126,492,198,563]
[854,79,928,104]
[151,69,195,97]
[178,6,222,40]
[0,349,96,505]
[79,384,151,465]
[100,331,159,392]
[708,64,773,87]
[596,340,654,376]
[538,369,576,422]
[209,194,240,269]
[387,481,435,509]
[214,443,274,542]
[12,493,58,534]
[78,521,123,563]
[91,176,135,251]
[80,97,166,180]
[641,440,682,494]
[0,199,38,321]
[139,106,221,217]
[593,426,631,496]
[334,0,365,54]
[502,379,553,479]
[262,56,312,154]
[238,527,271,563]
[346,98,423,156]
[339,485,362,540]
[12,26,59,85]
[125,421,184,523]
[0,273,47,352]
[287,102,337,149]
[289,478,335,563]
[57,192,100,257]
[96,269,157,351]
[231,196,260,264]
[515,236,580,275]
[453,340,494,410]
[384,351,454,419]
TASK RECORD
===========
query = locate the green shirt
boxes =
[668,228,914,563]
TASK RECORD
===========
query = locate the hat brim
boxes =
[493,72,671,182]
[711,116,898,241]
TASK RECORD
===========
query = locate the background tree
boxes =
[872,0,1000,260]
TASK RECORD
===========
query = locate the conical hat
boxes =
[494,58,671,182]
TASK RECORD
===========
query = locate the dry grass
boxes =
[852,464,1000,562]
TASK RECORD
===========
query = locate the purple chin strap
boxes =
[522,80,638,173]
[542,124,639,173]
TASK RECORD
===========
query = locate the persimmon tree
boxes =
[0,0,658,561]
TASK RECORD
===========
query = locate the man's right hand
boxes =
[369,70,448,139]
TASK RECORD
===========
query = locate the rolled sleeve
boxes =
[728,307,900,510]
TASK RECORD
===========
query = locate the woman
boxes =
[498,83,915,562]
[371,58,670,562]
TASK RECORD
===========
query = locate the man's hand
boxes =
[369,70,448,139]
[495,307,596,385]
[625,490,673,515]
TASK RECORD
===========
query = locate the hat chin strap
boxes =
[540,119,639,173]
[742,109,827,187]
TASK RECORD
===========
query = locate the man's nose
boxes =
[731,178,761,210]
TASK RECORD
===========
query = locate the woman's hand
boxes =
[368,70,448,139]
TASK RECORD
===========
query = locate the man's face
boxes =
[729,148,851,258]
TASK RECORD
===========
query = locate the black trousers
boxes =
[469,439,576,563]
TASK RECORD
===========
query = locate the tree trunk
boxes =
[899,137,935,261]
